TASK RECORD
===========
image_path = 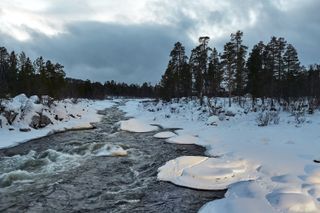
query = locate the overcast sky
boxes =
[0,0,319,84]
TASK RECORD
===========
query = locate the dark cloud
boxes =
[1,22,192,84]
[0,0,319,84]
[241,0,320,65]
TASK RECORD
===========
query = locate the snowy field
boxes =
[2,95,320,212]
[119,98,320,213]
[0,94,115,149]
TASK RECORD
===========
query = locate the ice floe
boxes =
[166,134,199,145]
[158,156,259,190]
[119,118,158,133]
[153,131,177,139]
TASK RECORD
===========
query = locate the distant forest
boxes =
[0,48,155,99]
[1,30,320,103]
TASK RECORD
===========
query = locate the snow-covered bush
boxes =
[40,95,55,107]
[288,100,307,125]
[256,110,280,126]
[218,113,225,121]
[293,111,306,124]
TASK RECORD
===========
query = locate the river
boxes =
[0,106,225,212]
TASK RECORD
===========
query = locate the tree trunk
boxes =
[228,90,232,107]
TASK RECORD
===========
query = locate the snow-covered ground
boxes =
[0,94,115,149]
[119,98,320,213]
[2,95,320,212]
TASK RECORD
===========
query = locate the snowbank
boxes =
[158,156,259,190]
[119,118,158,133]
[199,181,276,213]
[0,94,115,149]
[166,134,199,145]
[120,98,320,212]
[153,131,177,139]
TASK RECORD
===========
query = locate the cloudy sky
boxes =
[0,0,319,84]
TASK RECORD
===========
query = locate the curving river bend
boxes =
[0,106,225,212]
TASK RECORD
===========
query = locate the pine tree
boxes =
[169,42,188,97]
[275,37,287,82]
[283,43,300,99]
[17,54,34,95]
[159,66,175,101]
[247,42,264,104]
[159,42,188,100]
[275,37,287,100]
[207,48,222,96]
[34,56,47,95]
[264,37,278,103]
[189,36,211,104]
[231,31,248,96]
[221,42,236,107]
[0,47,9,97]
[179,62,192,97]
[190,46,202,98]
[8,51,18,95]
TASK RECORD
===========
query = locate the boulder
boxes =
[20,128,31,132]
[30,115,40,128]
[3,110,18,125]
[40,114,52,128]
[225,110,236,117]
[30,114,52,129]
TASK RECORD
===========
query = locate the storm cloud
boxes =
[0,0,319,83]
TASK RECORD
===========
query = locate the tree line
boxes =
[158,31,320,106]
[2,31,320,103]
[0,47,155,99]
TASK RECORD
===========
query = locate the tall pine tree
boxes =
[284,43,300,99]
[190,36,211,104]
[231,31,248,97]
[207,48,222,97]
[221,41,236,107]
[247,42,264,104]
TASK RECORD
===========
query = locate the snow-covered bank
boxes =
[120,98,320,213]
[0,94,115,149]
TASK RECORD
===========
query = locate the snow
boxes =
[166,134,199,145]
[3,96,320,212]
[94,144,127,157]
[153,131,177,139]
[158,156,259,190]
[119,118,158,133]
[119,98,320,213]
[199,181,276,213]
[267,192,319,212]
[0,94,115,149]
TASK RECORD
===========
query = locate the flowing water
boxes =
[0,106,225,213]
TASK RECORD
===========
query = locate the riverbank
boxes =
[120,98,320,213]
[0,94,115,149]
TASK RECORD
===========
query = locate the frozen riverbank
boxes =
[120,98,320,213]
[0,94,115,149]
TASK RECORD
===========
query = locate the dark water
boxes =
[0,106,225,213]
